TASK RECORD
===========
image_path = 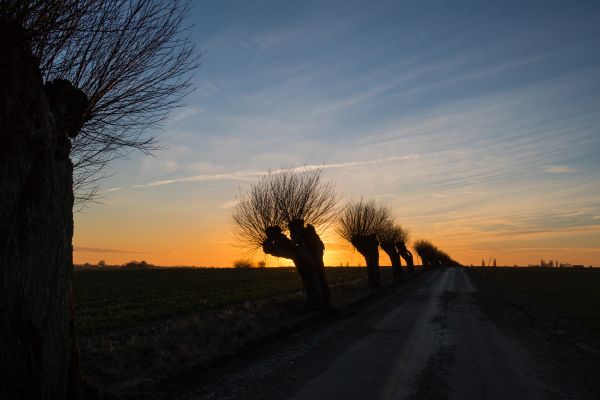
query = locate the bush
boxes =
[233,259,254,269]
[122,260,153,268]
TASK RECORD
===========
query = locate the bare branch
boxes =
[336,198,392,245]
[1,0,199,204]
[231,168,338,250]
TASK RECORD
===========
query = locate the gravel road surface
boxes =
[175,268,599,400]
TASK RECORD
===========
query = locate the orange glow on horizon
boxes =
[74,227,600,268]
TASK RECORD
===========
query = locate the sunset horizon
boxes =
[3,1,600,398]
[72,1,600,268]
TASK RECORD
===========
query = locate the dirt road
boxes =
[176,268,599,400]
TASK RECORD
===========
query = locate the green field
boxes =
[470,267,600,340]
[74,267,372,335]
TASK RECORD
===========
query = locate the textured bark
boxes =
[380,241,402,280]
[352,235,381,289]
[263,223,329,309]
[0,21,88,399]
[397,242,415,273]
[291,221,331,308]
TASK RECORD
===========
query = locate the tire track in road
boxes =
[178,268,598,400]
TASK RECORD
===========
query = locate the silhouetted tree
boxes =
[379,221,405,280]
[3,0,198,203]
[395,226,414,273]
[493,258,497,267]
[337,199,391,289]
[1,1,197,398]
[414,240,436,269]
[232,168,337,309]
[414,240,461,269]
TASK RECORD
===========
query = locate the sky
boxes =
[73,0,600,267]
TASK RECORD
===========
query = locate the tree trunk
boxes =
[293,253,325,309]
[0,21,88,399]
[397,243,414,273]
[296,223,331,309]
[364,250,381,289]
[263,224,326,309]
[352,235,381,289]
[380,242,402,280]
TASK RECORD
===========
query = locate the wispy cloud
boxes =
[111,155,419,191]
[545,165,577,174]
[74,246,150,254]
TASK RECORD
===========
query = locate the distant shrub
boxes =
[98,260,106,267]
[233,259,254,269]
[122,260,153,268]
[257,261,266,268]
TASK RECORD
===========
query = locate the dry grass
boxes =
[76,267,396,398]
[470,267,600,340]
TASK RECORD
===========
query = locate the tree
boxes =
[4,0,199,204]
[337,199,391,289]
[232,168,337,309]
[378,221,405,280]
[1,1,197,398]
[493,258,497,267]
[394,225,414,273]
[414,239,437,269]
[413,240,460,269]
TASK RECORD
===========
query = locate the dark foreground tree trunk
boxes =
[263,224,330,309]
[0,21,88,399]
[380,242,402,280]
[291,222,331,308]
[352,235,382,289]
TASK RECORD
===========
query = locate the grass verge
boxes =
[75,267,407,398]
[469,267,600,341]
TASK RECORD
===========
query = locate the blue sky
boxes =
[74,0,600,266]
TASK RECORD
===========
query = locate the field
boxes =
[74,267,373,335]
[74,266,399,397]
[469,267,600,340]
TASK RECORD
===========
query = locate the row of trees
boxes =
[232,169,461,310]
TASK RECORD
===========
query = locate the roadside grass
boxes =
[74,267,369,335]
[74,266,399,398]
[470,267,600,340]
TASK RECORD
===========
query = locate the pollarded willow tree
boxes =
[413,239,437,269]
[0,1,197,398]
[395,226,414,273]
[337,199,392,289]
[378,221,404,281]
[413,240,461,268]
[232,168,338,309]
